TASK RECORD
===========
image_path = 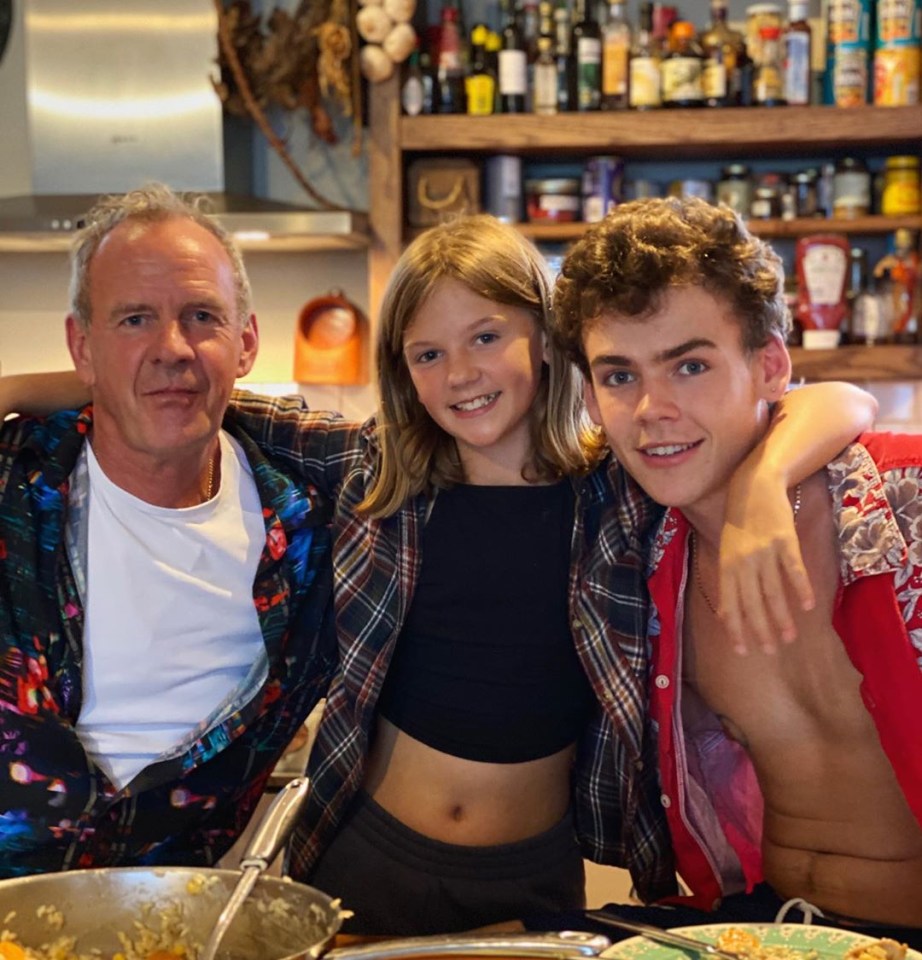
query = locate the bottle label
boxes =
[466,73,496,114]
[533,62,559,112]
[661,57,704,102]
[629,57,662,106]
[577,37,602,107]
[784,30,811,103]
[498,48,528,95]
[602,36,630,95]
[703,58,728,98]
[802,244,848,307]
[402,76,425,116]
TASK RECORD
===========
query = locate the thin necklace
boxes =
[691,482,802,616]
[203,452,217,502]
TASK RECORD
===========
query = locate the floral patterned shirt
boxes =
[0,405,335,877]
[645,433,922,911]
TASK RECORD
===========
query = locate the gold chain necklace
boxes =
[691,482,802,616]
[203,452,217,502]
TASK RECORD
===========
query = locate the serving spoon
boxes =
[200,776,312,960]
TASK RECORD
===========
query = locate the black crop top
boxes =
[376,481,594,764]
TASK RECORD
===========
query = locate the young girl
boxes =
[3,215,876,934]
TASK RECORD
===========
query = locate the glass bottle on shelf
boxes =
[700,0,747,106]
[661,20,706,107]
[753,23,786,105]
[434,0,467,113]
[554,2,577,111]
[466,23,496,115]
[498,0,528,113]
[401,46,427,116]
[572,0,602,110]
[601,0,631,109]
[629,0,662,109]
[874,228,921,344]
[783,0,812,105]
[533,34,559,113]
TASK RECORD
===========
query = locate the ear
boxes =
[66,315,96,387]
[756,332,792,402]
[236,314,260,378]
[583,377,603,427]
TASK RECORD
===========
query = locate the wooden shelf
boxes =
[399,105,922,159]
[790,344,922,381]
[510,214,922,244]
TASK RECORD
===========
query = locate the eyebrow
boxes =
[590,337,718,368]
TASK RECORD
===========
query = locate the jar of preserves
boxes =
[716,164,753,215]
[833,157,871,218]
[881,155,921,215]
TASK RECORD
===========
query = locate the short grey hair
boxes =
[68,182,253,328]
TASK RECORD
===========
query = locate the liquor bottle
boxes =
[629,0,662,108]
[401,46,427,116]
[660,20,705,107]
[554,3,577,111]
[783,0,812,105]
[498,0,528,112]
[572,0,602,110]
[466,22,496,114]
[700,0,746,106]
[434,1,467,113]
[754,24,786,105]
[601,0,631,109]
[533,34,559,112]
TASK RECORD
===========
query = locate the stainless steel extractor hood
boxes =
[0,0,363,241]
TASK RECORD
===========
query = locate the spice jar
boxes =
[833,157,872,218]
[717,164,754,216]
[881,155,921,215]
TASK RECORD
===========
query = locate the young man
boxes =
[552,197,922,941]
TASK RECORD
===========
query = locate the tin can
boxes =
[874,0,921,105]
[484,155,523,223]
[824,0,872,106]
[581,156,624,223]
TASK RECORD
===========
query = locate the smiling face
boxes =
[583,285,790,525]
[66,216,258,476]
[402,278,548,485]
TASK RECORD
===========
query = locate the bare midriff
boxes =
[362,716,576,845]
[685,474,922,928]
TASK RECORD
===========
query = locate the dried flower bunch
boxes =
[214,0,357,147]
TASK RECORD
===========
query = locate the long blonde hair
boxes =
[361,215,603,518]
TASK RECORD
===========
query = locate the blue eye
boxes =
[604,369,635,386]
[476,332,499,345]
[120,314,145,328]
[677,359,708,376]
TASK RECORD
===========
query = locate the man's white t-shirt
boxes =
[75,431,265,790]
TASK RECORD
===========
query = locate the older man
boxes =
[0,184,333,876]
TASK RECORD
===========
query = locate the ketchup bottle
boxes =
[795,234,851,348]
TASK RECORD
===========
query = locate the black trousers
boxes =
[308,790,586,936]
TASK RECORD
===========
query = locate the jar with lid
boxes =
[750,172,785,219]
[745,2,783,66]
[524,177,582,222]
[881,155,921,215]
[753,24,786,104]
[833,157,871,218]
[716,164,753,215]
[792,169,818,217]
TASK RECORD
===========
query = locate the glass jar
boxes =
[524,178,582,222]
[833,157,871,218]
[881,155,921,216]
[716,163,753,215]
[792,169,818,217]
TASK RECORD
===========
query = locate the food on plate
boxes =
[713,928,909,960]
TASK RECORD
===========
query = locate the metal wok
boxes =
[0,866,613,960]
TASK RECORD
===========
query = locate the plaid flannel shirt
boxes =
[229,391,678,903]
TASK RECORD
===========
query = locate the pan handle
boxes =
[324,930,612,960]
